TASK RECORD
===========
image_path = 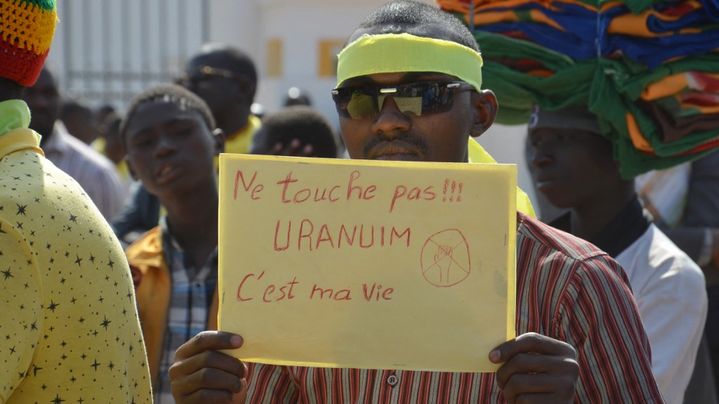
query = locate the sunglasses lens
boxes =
[418,83,452,114]
[333,82,459,119]
[396,83,448,116]
[346,91,377,119]
[381,95,423,116]
[333,89,375,119]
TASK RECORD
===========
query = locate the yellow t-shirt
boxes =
[0,108,152,402]
[224,114,261,155]
[213,114,261,172]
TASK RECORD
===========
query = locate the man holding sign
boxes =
[169,1,663,403]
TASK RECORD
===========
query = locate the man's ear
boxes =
[212,128,226,154]
[470,89,498,138]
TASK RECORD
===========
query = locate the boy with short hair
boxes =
[251,106,338,158]
[121,84,224,403]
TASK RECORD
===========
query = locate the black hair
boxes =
[60,100,92,120]
[105,116,121,138]
[253,106,337,158]
[120,83,215,141]
[193,43,258,98]
[0,77,24,101]
[356,0,479,51]
[97,104,116,116]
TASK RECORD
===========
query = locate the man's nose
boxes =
[527,144,554,168]
[154,134,178,157]
[370,96,411,137]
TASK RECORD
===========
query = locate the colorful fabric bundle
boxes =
[440,0,600,60]
[437,0,719,178]
[602,0,719,68]
[0,0,57,86]
[438,0,691,14]
[438,0,719,66]
[591,56,719,176]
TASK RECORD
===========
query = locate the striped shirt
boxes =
[245,214,663,403]
[42,122,126,220]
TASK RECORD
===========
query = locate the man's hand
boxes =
[170,331,247,404]
[489,332,579,404]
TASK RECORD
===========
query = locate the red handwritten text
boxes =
[310,284,352,301]
[233,170,264,200]
[274,219,411,252]
[236,271,300,303]
[274,170,377,205]
[362,282,394,301]
[389,185,437,213]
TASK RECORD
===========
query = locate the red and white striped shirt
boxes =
[245,214,663,403]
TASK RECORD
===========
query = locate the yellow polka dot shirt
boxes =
[0,100,152,403]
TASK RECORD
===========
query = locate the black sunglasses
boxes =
[331,81,474,120]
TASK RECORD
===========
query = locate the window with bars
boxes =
[55,0,209,109]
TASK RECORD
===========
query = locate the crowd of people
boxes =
[2,0,719,403]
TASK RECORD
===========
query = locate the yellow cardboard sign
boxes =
[218,154,517,372]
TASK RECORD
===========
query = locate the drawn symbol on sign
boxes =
[420,229,471,287]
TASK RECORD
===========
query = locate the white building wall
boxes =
[252,0,423,127]
[208,0,260,59]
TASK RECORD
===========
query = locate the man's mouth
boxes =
[534,175,564,190]
[367,142,424,161]
[154,163,182,185]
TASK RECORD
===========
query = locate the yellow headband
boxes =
[336,33,483,91]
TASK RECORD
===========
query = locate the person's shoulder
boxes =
[126,226,164,264]
[517,213,627,283]
[643,224,705,281]
[63,132,118,172]
[519,213,611,262]
[0,149,123,259]
[0,148,79,210]
[693,148,719,168]
[125,226,166,290]
[0,150,35,201]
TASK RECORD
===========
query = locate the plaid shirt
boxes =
[155,219,218,404]
[245,214,664,403]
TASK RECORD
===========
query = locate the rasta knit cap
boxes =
[0,0,57,86]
